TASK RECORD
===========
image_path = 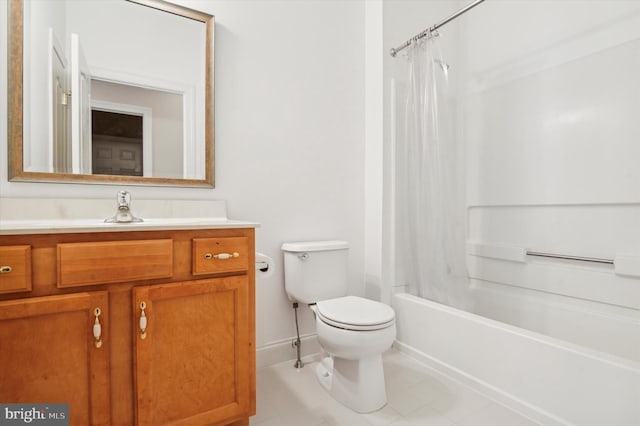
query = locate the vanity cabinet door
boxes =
[133,276,251,425]
[0,291,110,426]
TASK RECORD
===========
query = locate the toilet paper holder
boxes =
[256,261,269,272]
[255,252,274,275]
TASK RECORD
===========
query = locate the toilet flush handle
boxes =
[298,252,309,261]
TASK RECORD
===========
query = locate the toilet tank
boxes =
[281,240,349,304]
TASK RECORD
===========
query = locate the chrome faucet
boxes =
[104,190,143,223]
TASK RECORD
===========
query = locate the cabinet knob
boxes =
[0,266,12,273]
[204,252,239,260]
[93,307,103,349]
[139,301,148,340]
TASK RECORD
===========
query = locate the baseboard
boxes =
[256,334,321,369]
[392,341,567,426]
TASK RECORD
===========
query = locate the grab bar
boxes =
[525,251,614,265]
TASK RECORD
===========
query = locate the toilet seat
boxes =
[315,296,395,331]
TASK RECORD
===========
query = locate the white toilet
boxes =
[281,240,396,413]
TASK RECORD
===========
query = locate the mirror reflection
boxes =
[10,0,214,186]
[90,81,184,178]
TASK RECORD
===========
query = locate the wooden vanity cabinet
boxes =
[133,276,251,425]
[0,228,256,426]
[0,291,110,425]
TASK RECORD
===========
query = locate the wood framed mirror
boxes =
[8,0,215,187]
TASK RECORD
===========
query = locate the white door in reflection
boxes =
[70,33,92,175]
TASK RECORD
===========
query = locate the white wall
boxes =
[365,0,385,303]
[1,0,366,357]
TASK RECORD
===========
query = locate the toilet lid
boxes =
[315,296,395,331]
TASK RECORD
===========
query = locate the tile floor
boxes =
[251,348,540,426]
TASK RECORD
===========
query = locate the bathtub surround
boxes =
[385,1,640,424]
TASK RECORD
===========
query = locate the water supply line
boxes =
[291,302,304,369]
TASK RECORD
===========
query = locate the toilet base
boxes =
[315,354,387,413]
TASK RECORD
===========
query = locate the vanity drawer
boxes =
[0,245,32,294]
[192,237,249,275]
[57,239,173,288]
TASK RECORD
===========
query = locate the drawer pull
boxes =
[0,266,12,273]
[205,252,239,260]
[139,301,148,340]
[93,307,103,349]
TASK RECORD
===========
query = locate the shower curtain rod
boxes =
[390,0,486,57]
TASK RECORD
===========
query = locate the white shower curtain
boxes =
[397,33,468,306]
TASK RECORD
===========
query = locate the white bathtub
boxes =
[392,293,640,425]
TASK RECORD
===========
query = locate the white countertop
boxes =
[0,218,260,235]
[0,198,259,235]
